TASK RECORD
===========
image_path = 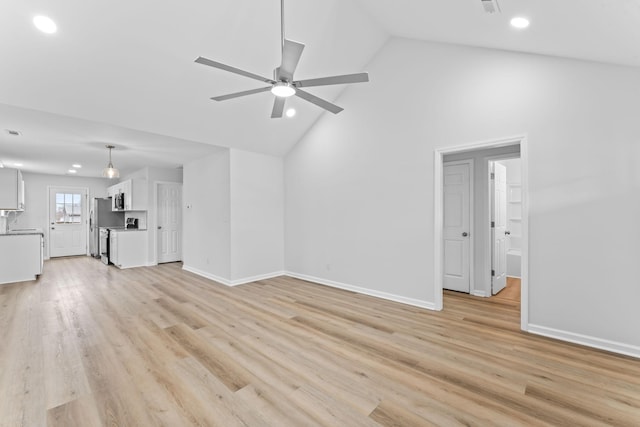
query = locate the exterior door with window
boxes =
[49,187,87,257]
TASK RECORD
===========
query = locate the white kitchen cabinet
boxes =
[0,168,25,210]
[106,184,117,199]
[108,179,147,211]
[109,230,147,269]
[126,179,147,211]
[0,233,43,284]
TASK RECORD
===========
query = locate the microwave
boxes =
[114,193,125,210]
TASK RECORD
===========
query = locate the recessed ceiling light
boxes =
[14,163,23,167]
[68,169,77,174]
[33,15,57,34]
[72,164,82,168]
[510,17,530,29]
[285,108,296,118]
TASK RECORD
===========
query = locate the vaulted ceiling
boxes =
[1,0,638,177]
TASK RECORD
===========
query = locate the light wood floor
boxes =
[1,258,639,426]
[490,276,521,305]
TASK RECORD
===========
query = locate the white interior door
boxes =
[157,183,182,263]
[443,162,471,293]
[491,162,507,294]
[49,187,87,257]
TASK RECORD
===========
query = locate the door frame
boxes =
[434,135,530,331]
[47,185,90,259]
[442,159,474,294]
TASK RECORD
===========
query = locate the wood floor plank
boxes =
[42,330,91,410]
[47,395,103,427]
[1,256,639,426]
[164,323,253,392]
[369,399,438,427]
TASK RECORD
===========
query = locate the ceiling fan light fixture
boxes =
[271,82,296,98]
[102,145,120,179]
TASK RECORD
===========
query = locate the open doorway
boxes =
[434,136,529,331]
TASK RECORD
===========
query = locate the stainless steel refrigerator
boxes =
[89,198,124,257]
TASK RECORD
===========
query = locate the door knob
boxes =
[462,232,468,237]
[157,226,162,229]
[505,230,511,235]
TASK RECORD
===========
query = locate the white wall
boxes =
[15,172,110,258]
[284,37,640,354]
[182,149,284,285]
[230,149,284,281]
[183,151,231,280]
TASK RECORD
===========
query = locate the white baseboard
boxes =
[472,290,488,297]
[182,265,233,286]
[182,265,284,287]
[285,271,437,311]
[116,263,147,270]
[528,324,640,359]
[230,271,286,286]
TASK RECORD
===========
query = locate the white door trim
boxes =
[434,135,529,331]
[442,159,474,294]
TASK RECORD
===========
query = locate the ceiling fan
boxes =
[194,0,369,118]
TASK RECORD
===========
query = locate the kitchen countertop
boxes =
[107,227,147,232]
[0,228,44,236]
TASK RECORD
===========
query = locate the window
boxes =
[55,193,82,224]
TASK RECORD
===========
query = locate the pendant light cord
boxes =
[280,0,285,53]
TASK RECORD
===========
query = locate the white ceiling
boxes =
[1,0,639,177]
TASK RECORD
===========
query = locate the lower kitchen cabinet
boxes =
[109,230,147,269]
[0,233,43,284]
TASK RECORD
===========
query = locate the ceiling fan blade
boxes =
[195,56,275,84]
[295,72,369,88]
[211,86,272,101]
[295,89,343,114]
[271,97,286,118]
[276,39,305,81]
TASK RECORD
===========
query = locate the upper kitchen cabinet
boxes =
[108,179,147,211]
[0,168,25,211]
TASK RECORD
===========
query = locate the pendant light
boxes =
[102,145,120,179]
